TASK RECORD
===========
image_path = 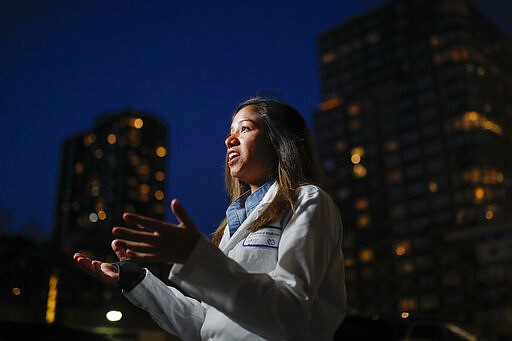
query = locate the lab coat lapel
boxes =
[220,182,279,253]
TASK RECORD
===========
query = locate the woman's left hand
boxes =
[112,199,201,264]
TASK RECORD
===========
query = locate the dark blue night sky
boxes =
[1,0,510,239]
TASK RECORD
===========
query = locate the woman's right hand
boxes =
[73,253,120,285]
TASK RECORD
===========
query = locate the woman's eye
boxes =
[241,126,249,133]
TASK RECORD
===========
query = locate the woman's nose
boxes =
[225,133,239,147]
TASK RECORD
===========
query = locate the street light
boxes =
[106,310,123,322]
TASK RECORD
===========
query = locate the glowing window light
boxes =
[351,146,365,157]
[137,165,150,175]
[428,181,438,193]
[319,97,343,111]
[353,164,367,178]
[355,198,369,210]
[357,214,370,228]
[98,210,107,220]
[12,287,21,296]
[347,103,361,116]
[140,184,150,194]
[156,146,167,157]
[485,209,494,220]
[351,154,361,164]
[75,163,84,174]
[83,134,96,146]
[106,310,123,322]
[46,274,58,324]
[454,111,503,135]
[359,248,374,263]
[401,312,410,319]
[107,134,117,144]
[474,187,485,201]
[89,213,98,223]
[154,190,164,201]
[155,171,165,181]
[132,118,144,129]
[321,52,337,64]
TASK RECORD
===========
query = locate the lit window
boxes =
[107,134,117,144]
[12,287,21,296]
[154,190,164,201]
[321,52,337,64]
[344,258,355,267]
[137,165,150,175]
[83,134,96,146]
[474,187,485,201]
[355,198,369,210]
[75,162,84,174]
[485,208,495,220]
[394,241,410,256]
[89,213,98,223]
[156,146,167,158]
[155,171,165,181]
[453,111,502,135]
[98,210,107,220]
[132,118,144,129]
[357,214,370,228]
[140,184,150,194]
[359,248,374,263]
[319,97,343,111]
[351,154,361,164]
[429,35,441,47]
[399,297,417,311]
[351,146,365,157]
[428,181,438,193]
[353,164,367,178]
[347,103,361,116]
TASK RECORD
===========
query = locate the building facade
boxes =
[314,0,512,336]
[50,109,172,337]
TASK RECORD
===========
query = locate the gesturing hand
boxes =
[112,199,201,264]
[73,253,120,285]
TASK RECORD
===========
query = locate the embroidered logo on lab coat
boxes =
[243,226,281,248]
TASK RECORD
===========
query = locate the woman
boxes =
[74,97,346,340]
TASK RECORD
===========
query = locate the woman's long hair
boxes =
[212,97,320,245]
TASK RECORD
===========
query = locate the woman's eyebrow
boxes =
[230,119,256,131]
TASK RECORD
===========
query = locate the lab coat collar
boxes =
[220,180,279,253]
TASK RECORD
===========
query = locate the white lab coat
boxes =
[125,182,346,340]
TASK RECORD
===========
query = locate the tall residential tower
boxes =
[314,0,512,335]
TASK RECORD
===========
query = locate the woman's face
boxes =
[225,105,276,192]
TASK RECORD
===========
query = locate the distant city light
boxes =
[401,312,410,319]
[46,274,58,324]
[156,146,167,157]
[12,287,21,296]
[133,118,144,129]
[106,310,123,322]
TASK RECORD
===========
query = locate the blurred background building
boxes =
[314,0,512,337]
[50,109,174,339]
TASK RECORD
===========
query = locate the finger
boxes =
[170,199,195,229]
[112,226,159,243]
[122,213,177,233]
[111,240,129,260]
[125,248,158,261]
[113,239,155,253]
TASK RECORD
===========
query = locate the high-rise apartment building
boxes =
[50,109,170,332]
[314,0,511,336]
[53,109,168,258]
